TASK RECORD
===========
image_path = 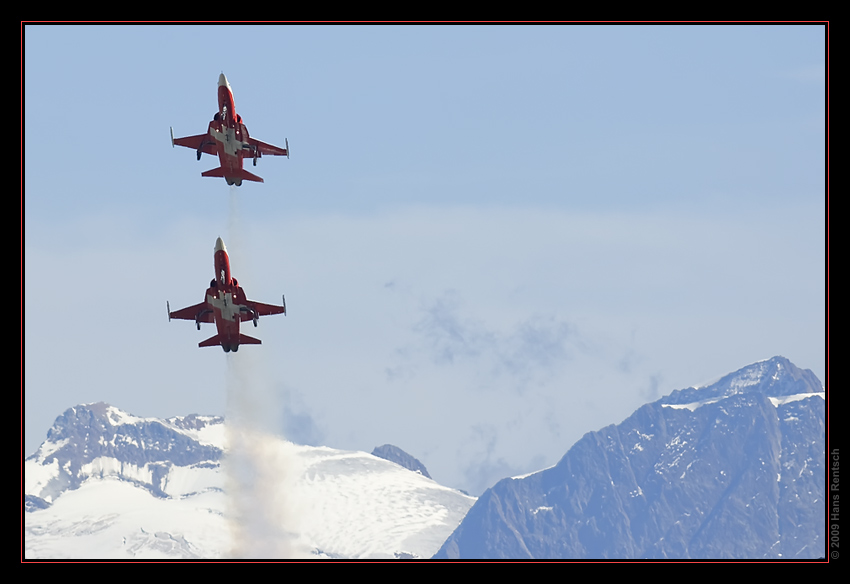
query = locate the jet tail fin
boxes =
[201,166,264,184]
[199,334,223,348]
[200,167,225,178]
[237,169,264,183]
[198,333,262,349]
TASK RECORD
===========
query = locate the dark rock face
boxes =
[434,357,825,559]
[26,403,223,503]
[371,444,432,480]
[25,495,50,513]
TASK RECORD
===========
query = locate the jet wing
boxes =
[246,136,288,157]
[171,131,217,156]
[243,299,286,319]
[168,301,214,323]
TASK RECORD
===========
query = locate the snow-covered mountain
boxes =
[434,356,826,559]
[24,404,475,559]
[24,356,826,560]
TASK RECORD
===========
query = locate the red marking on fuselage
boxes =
[207,237,246,346]
[213,76,250,183]
[214,248,232,287]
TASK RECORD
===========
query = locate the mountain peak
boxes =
[660,356,822,407]
[26,403,224,503]
[371,444,433,479]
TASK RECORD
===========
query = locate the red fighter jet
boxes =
[170,73,289,185]
[168,237,286,352]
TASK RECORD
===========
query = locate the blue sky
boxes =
[24,24,826,495]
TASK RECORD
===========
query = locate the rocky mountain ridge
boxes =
[434,356,826,559]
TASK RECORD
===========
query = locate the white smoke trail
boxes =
[224,352,300,558]
[223,185,300,558]
[227,186,246,275]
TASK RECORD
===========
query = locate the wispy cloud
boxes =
[280,389,325,447]
[639,372,664,402]
[498,315,579,383]
[459,423,524,495]
[404,290,585,392]
[413,289,495,365]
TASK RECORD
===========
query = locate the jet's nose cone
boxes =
[215,237,227,253]
[218,73,230,88]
